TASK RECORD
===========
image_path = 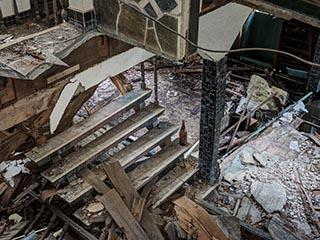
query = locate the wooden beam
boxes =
[55,85,97,133]
[234,0,320,28]
[104,162,164,240]
[80,168,150,240]
[0,81,65,131]
[47,65,80,85]
[99,190,150,240]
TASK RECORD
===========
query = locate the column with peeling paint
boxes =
[199,58,227,183]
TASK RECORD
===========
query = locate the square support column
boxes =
[199,57,227,184]
[307,33,320,93]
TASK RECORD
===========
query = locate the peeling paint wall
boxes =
[50,47,154,133]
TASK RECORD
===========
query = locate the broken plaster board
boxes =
[50,47,154,133]
[198,3,252,61]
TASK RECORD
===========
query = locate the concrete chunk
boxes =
[251,182,286,213]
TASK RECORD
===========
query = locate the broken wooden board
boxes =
[128,139,190,190]
[152,162,199,208]
[26,89,152,166]
[0,81,65,131]
[41,104,164,185]
[57,121,178,204]
[174,196,228,240]
[268,215,307,240]
[104,162,164,240]
[99,190,150,240]
[131,197,146,222]
[81,166,163,240]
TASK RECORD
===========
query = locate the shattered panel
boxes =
[95,0,191,60]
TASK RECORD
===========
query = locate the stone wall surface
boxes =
[94,0,191,60]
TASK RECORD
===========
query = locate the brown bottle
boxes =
[179,120,188,146]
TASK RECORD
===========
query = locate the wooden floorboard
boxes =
[57,122,179,204]
[41,104,164,185]
[26,89,152,166]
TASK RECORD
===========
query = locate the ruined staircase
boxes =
[26,88,199,225]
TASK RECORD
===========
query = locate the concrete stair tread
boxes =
[151,161,199,208]
[128,139,190,190]
[41,104,164,185]
[57,121,179,204]
[26,89,152,166]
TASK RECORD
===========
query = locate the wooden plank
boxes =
[47,64,80,84]
[42,104,164,185]
[128,139,190,190]
[80,167,110,194]
[0,78,16,105]
[0,131,28,162]
[0,81,65,131]
[0,182,8,196]
[131,197,146,222]
[57,122,178,204]
[152,166,199,208]
[174,196,228,240]
[26,89,152,166]
[104,162,164,240]
[0,25,62,51]
[111,74,129,95]
[56,85,98,133]
[80,167,149,240]
[99,190,150,240]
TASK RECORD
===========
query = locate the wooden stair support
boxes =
[57,122,179,204]
[26,89,152,166]
[41,104,165,185]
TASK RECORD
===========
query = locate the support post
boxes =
[0,6,6,32]
[140,62,146,90]
[33,0,41,21]
[307,33,320,93]
[52,0,59,25]
[13,0,21,24]
[44,0,50,26]
[199,58,227,184]
[153,57,159,105]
